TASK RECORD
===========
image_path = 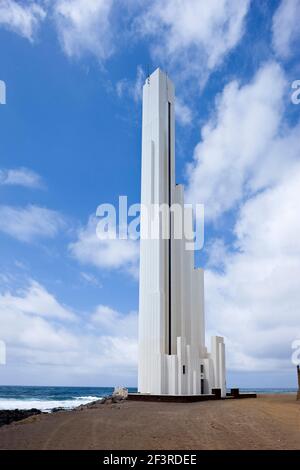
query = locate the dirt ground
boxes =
[0,394,299,450]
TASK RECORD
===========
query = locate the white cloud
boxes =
[0,204,65,242]
[91,304,137,338]
[54,0,114,60]
[205,238,228,272]
[185,60,300,375]
[0,0,46,41]
[137,0,250,84]
[206,164,300,372]
[0,0,115,59]
[272,0,300,58]
[0,167,44,189]
[187,62,288,221]
[175,97,193,126]
[0,278,137,384]
[116,65,145,103]
[0,279,75,321]
[69,215,139,277]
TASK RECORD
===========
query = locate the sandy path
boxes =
[0,394,299,450]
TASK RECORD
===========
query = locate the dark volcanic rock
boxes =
[112,396,124,403]
[51,407,66,413]
[0,409,41,427]
[77,398,107,410]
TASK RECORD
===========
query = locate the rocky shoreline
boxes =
[0,395,125,428]
[0,409,42,427]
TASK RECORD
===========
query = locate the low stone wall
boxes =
[127,394,217,402]
[128,389,257,402]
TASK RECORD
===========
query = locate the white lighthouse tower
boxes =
[138,68,226,397]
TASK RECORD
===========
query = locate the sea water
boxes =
[0,386,138,412]
[0,386,296,412]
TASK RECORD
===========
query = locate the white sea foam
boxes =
[0,396,101,412]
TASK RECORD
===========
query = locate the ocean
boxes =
[0,386,138,412]
[0,386,297,412]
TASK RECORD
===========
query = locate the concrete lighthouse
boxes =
[138,68,226,397]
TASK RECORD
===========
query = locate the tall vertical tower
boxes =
[138,68,226,396]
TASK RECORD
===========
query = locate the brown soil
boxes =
[0,394,299,450]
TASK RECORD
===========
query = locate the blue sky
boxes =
[0,0,300,388]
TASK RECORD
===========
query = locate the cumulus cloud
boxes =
[272,0,300,58]
[185,61,300,376]
[91,304,137,338]
[0,0,115,59]
[0,279,137,384]
[0,279,75,321]
[1,1,251,89]
[206,164,300,372]
[0,167,44,189]
[69,215,139,277]
[0,0,46,41]
[175,97,193,126]
[187,62,287,221]
[53,0,115,60]
[137,0,250,84]
[0,204,65,242]
[116,65,145,103]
